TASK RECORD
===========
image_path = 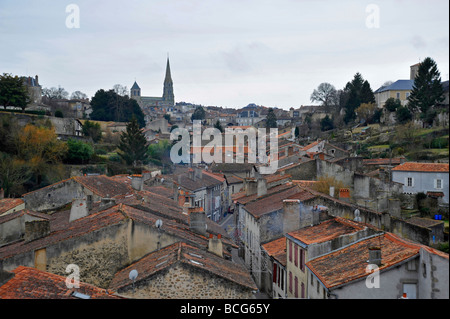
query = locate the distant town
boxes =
[0,57,448,300]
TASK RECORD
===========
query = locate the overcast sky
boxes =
[1,0,448,110]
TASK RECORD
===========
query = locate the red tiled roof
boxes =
[306,233,448,289]
[261,237,287,266]
[287,217,366,245]
[392,162,449,173]
[109,242,257,292]
[244,186,316,219]
[302,141,319,151]
[0,266,122,299]
[0,198,24,215]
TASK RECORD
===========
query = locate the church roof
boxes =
[131,81,140,90]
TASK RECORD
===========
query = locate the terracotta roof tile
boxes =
[287,217,366,245]
[306,233,448,289]
[0,198,24,215]
[244,186,316,219]
[0,266,122,299]
[392,162,449,173]
[262,237,287,266]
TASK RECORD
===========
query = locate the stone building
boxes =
[131,57,174,110]
[109,241,257,299]
[306,232,449,299]
[0,192,235,290]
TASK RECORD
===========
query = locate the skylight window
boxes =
[72,291,91,299]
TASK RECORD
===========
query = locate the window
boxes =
[281,269,284,290]
[273,263,277,283]
[317,279,320,293]
[300,248,305,271]
[289,241,292,262]
[435,179,443,189]
[294,245,298,267]
[396,92,401,99]
[289,272,292,293]
[407,177,413,187]
[311,273,314,286]
[406,92,410,98]
[301,283,305,298]
[294,276,298,298]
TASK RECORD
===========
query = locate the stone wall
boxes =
[46,224,129,288]
[117,263,254,299]
[23,178,85,212]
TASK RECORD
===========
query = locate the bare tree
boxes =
[112,84,128,96]
[310,82,338,107]
[70,90,88,100]
[42,86,69,99]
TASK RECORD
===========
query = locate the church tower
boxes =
[130,81,141,98]
[162,57,174,107]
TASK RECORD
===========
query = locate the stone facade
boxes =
[117,263,254,299]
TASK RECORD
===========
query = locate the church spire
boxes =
[164,56,172,85]
[162,56,174,106]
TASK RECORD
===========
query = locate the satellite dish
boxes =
[129,269,138,281]
[156,219,163,228]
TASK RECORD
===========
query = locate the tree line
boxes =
[306,56,445,132]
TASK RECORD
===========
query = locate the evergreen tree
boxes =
[408,57,444,116]
[266,108,278,128]
[191,106,206,121]
[343,73,375,124]
[90,89,145,127]
[118,116,149,166]
[0,73,31,112]
[214,120,224,133]
[320,115,334,131]
[360,80,375,104]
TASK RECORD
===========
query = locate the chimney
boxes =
[282,199,301,233]
[189,209,207,236]
[131,175,143,191]
[208,233,223,258]
[194,167,203,180]
[24,219,50,242]
[69,198,89,222]
[257,178,267,197]
[245,179,257,196]
[339,188,350,202]
[329,186,335,197]
[368,246,382,266]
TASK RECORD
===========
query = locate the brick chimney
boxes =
[339,188,350,202]
[208,233,223,258]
